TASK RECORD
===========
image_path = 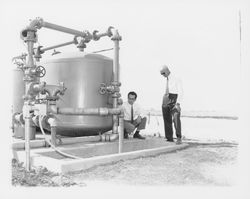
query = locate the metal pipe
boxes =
[49,118,57,146]
[111,30,122,134]
[92,48,113,54]
[23,30,37,171]
[40,40,76,52]
[112,115,119,134]
[50,106,121,116]
[92,26,113,40]
[26,32,36,68]
[50,127,57,145]
[42,21,88,37]
[118,116,124,153]
[112,30,121,83]
[24,110,32,171]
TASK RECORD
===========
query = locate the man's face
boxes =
[128,94,136,105]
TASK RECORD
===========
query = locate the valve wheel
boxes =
[99,83,107,95]
[36,65,46,77]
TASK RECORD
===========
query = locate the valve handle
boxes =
[36,65,46,77]
[99,83,107,95]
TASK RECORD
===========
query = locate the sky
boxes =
[0,0,249,115]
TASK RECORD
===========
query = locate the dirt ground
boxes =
[12,139,238,187]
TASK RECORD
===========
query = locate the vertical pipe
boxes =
[112,116,118,134]
[49,118,57,146]
[23,31,36,171]
[118,116,124,153]
[113,30,120,83]
[27,43,34,66]
[24,109,31,171]
[51,126,57,146]
[26,31,36,67]
[112,30,121,135]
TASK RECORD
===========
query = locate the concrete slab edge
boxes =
[13,149,64,173]
[61,143,189,173]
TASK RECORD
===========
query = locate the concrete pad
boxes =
[13,137,189,174]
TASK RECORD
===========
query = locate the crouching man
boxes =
[122,91,147,139]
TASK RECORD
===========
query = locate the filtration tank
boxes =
[13,68,25,113]
[41,52,113,136]
[12,68,25,138]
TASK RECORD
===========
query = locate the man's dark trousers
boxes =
[162,93,181,141]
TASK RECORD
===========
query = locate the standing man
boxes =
[160,65,183,144]
[122,91,147,139]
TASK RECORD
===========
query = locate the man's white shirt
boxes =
[122,101,145,121]
[167,74,184,104]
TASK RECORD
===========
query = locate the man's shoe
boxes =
[166,138,174,142]
[176,138,182,145]
[133,133,145,139]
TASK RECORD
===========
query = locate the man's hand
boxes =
[134,116,142,125]
[174,103,181,112]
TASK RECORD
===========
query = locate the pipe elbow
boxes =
[29,17,44,30]
[48,117,57,127]
[20,18,44,41]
